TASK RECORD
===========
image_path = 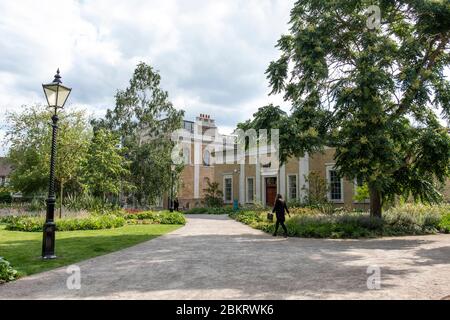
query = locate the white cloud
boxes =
[0,0,295,146]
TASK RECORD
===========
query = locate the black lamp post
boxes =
[41,69,72,260]
[169,164,176,212]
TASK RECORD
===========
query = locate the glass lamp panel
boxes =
[43,84,59,107]
[56,85,71,108]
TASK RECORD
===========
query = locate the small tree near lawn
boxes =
[302,171,329,206]
[203,178,223,208]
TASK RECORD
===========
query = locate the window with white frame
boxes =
[327,166,343,202]
[288,175,297,200]
[224,176,233,203]
[246,177,255,203]
[203,150,211,166]
[183,146,191,165]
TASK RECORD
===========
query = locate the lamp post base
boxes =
[42,255,57,260]
[42,220,56,259]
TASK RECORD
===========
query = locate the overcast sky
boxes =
[0,0,296,155]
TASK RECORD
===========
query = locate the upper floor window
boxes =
[183,121,194,133]
[203,150,211,166]
[183,147,191,165]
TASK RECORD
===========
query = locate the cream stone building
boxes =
[170,114,450,210]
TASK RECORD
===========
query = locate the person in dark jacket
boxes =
[174,198,180,212]
[272,194,290,237]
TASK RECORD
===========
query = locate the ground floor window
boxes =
[288,175,297,201]
[327,165,343,202]
[246,177,254,203]
[224,176,233,203]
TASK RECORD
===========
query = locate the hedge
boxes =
[5,215,126,232]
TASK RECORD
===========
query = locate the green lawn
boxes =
[0,224,181,277]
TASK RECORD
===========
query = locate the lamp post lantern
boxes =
[41,69,71,259]
[169,164,176,212]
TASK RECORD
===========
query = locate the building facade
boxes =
[172,114,450,210]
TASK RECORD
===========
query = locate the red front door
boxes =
[265,177,277,207]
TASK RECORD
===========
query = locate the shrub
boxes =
[28,197,46,212]
[184,207,209,214]
[289,207,321,216]
[184,207,235,215]
[0,216,21,225]
[439,214,450,233]
[124,210,186,225]
[279,214,382,238]
[230,204,450,239]
[159,211,186,225]
[302,171,329,206]
[0,258,18,284]
[64,193,119,212]
[241,202,266,211]
[0,191,12,204]
[234,211,264,225]
[202,179,223,207]
[286,199,304,208]
[124,208,144,214]
[383,204,449,235]
[5,215,126,232]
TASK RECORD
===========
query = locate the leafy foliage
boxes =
[439,213,450,233]
[230,203,450,238]
[5,106,91,196]
[242,0,450,217]
[123,210,186,225]
[203,179,223,207]
[184,207,235,215]
[94,62,185,206]
[5,215,126,232]
[354,183,370,203]
[302,171,329,206]
[80,129,131,199]
[63,193,118,212]
[0,258,18,284]
[0,189,12,204]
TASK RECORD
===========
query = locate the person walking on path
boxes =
[272,194,290,237]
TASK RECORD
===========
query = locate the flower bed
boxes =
[229,204,450,239]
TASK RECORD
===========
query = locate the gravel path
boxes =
[1,214,449,300]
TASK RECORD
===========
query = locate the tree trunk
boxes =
[59,179,64,219]
[369,186,382,218]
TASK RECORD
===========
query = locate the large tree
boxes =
[80,128,131,200]
[6,105,91,202]
[243,0,450,217]
[94,62,184,206]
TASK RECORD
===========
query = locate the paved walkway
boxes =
[1,215,449,300]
